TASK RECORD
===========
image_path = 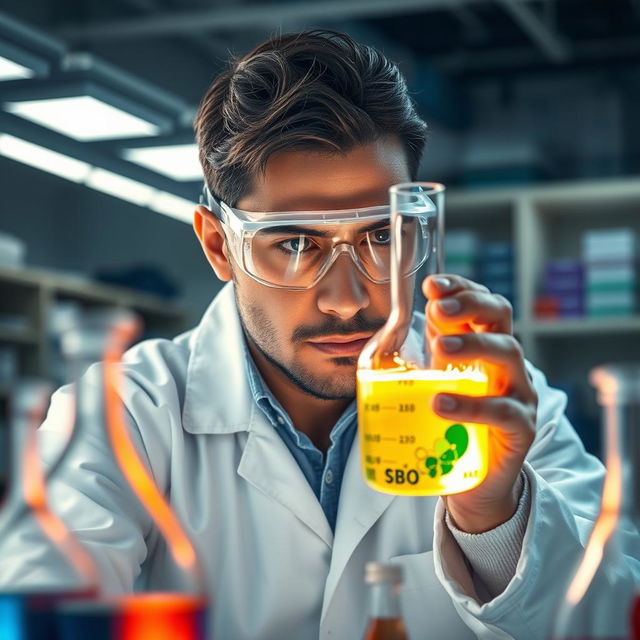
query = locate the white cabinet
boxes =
[447,177,640,455]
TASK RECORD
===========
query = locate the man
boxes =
[2,30,639,639]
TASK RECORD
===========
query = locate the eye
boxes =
[372,228,391,244]
[278,236,315,254]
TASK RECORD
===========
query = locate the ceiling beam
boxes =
[450,4,491,45]
[117,0,233,61]
[431,36,640,74]
[56,0,538,43]
[494,0,570,63]
[339,21,469,129]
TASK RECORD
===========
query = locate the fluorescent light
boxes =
[0,56,35,80]
[5,95,160,141]
[0,133,91,182]
[149,191,194,223]
[0,135,193,223]
[123,144,202,181]
[85,168,156,206]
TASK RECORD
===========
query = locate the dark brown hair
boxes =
[194,30,428,206]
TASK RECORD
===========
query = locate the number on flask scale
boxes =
[398,435,416,444]
[398,403,415,413]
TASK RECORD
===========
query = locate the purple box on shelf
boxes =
[545,258,583,277]
[558,293,584,318]
[545,277,583,295]
[544,260,583,287]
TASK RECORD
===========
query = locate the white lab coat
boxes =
[1,282,639,639]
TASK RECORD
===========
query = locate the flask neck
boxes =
[366,581,402,619]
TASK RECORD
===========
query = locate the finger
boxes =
[422,274,489,301]
[426,289,513,339]
[430,332,535,400]
[432,393,536,445]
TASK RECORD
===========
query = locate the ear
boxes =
[193,205,233,282]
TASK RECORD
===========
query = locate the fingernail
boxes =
[433,276,452,291]
[437,394,458,412]
[440,336,464,352]
[438,298,461,315]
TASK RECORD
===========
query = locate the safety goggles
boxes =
[200,185,437,290]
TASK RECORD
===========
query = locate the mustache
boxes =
[293,313,386,342]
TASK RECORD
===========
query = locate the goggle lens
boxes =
[243,215,429,288]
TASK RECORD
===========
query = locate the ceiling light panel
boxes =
[5,95,161,141]
[149,191,194,223]
[0,55,35,81]
[123,144,202,181]
[0,133,91,182]
[85,168,157,206]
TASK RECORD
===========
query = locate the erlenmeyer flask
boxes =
[0,379,98,640]
[551,363,640,640]
[53,309,208,640]
[357,182,491,496]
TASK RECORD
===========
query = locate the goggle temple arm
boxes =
[200,183,225,221]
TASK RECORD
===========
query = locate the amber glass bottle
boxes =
[362,562,409,640]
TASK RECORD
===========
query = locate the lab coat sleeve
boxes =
[431,360,640,639]
[0,361,167,594]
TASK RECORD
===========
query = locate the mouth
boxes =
[307,334,372,356]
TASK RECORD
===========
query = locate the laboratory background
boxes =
[1,0,640,491]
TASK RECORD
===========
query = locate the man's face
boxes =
[230,137,412,400]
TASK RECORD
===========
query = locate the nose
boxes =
[316,249,370,320]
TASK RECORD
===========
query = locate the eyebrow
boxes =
[258,218,390,237]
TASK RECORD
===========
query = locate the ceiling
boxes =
[4,0,639,108]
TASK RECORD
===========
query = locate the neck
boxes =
[246,339,351,453]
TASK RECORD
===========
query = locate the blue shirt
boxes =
[242,343,357,532]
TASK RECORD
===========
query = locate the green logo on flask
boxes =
[424,424,469,478]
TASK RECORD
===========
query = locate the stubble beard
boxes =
[232,288,359,401]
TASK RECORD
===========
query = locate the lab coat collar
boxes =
[237,415,334,547]
[182,282,335,545]
[182,282,254,435]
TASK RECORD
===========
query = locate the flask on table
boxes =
[362,562,409,640]
[357,182,491,497]
[0,379,98,640]
[551,363,640,639]
[54,309,208,640]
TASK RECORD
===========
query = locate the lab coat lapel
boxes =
[321,434,395,620]
[237,408,334,549]
[183,283,333,545]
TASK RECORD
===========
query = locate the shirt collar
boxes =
[241,333,357,442]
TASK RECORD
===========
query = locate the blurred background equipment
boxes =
[0,310,209,638]
[552,363,640,639]
[1,0,640,465]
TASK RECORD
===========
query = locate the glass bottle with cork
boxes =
[362,562,410,640]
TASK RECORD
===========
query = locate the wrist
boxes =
[446,475,523,534]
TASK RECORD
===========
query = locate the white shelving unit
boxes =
[0,265,188,488]
[0,265,187,380]
[447,176,640,453]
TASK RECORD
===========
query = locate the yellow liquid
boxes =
[357,366,489,496]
